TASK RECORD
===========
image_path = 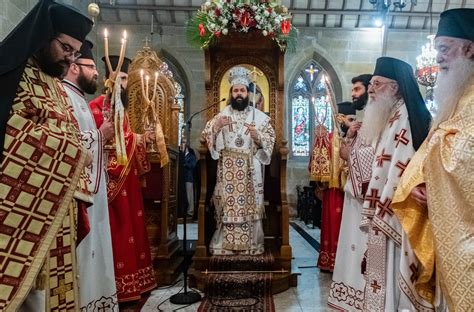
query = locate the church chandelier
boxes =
[415,34,438,88]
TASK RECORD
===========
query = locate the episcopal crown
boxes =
[228,66,251,87]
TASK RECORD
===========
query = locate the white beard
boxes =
[432,57,474,129]
[359,91,400,146]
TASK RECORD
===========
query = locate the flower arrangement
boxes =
[186,0,298,52]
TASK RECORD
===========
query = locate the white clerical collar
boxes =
[62,79,85,97]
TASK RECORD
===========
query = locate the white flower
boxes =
[205,1,211,7]
[255,15,261,21]
[221,18,228,24]
[264,10,270,16]
[222,28,228,35]
[252,5,257,10]
[262,30,268,36]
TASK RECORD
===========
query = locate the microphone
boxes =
[185,98,226,124]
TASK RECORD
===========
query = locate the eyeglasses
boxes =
[75,63,97,71]
[53,38,81,59]
[368,80,396,89]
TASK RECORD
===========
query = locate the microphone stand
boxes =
[169,98,225,305]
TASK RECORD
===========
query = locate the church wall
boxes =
[0,0,79,40]
[0,0,33,39]
[1,3,432,215]
[283,28,431,215]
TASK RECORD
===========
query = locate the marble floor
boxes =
[140,220,333,311]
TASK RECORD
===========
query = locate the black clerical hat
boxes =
[436,9,474,41]
[78,40,94,61]
[50,3,93,42]
[372,57,431,151]
[373,57,413,82]
[337,102,356,116]
[101,55,132,78]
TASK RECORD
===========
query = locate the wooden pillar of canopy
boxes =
[127,46,182,286]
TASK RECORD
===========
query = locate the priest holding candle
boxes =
[89,29,157,303]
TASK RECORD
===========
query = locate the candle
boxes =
[151,14,154,34]
[152,71,158,102]
[140,69,146,101]
[103,28,113,76]
[145,75,150,100]
[114,30,128,81]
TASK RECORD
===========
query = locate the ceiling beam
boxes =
[355,0,363,28]
[99,4,443,18]
[96,20,431,33]
[322,0,328,27]
[340,0,346,28]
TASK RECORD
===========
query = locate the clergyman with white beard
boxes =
[392,8,474,312]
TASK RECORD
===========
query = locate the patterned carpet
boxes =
[198,252,275,311]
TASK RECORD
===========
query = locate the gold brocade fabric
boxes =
[154,122,169,167]
[217,148,261,251]
[309,125,331,182]
[392,141,436,303]
[0,63,86,311]
[393,83,474,311]
[46,203,79,311]
[328,130,343,189]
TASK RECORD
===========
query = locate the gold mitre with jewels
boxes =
[228,66,251,87]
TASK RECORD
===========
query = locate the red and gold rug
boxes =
[198,252,275,312]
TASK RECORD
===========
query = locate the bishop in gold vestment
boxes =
[393,8,474,311]
[202,66,275,255]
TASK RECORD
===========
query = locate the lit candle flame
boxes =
[123,30,127,40]
[104,28,108,39]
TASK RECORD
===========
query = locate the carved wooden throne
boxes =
[190,32,296,293]
[127,46,182,286]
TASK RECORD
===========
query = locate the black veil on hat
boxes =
[78,40,94,61]
[373,57,431,151]
[0,0,92,159]
[101,55,132,78]
[436,8,474,41]
[337,101,356,116]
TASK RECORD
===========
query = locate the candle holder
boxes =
[103,28,129,163]
[140,70,159,154]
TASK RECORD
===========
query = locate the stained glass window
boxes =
[291,96,310,156]
[294,76,308,92]
[289,62,335,158]
[174,82,185,145]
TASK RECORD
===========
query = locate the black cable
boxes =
[156,286,184,311]
[172,303,194,311]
